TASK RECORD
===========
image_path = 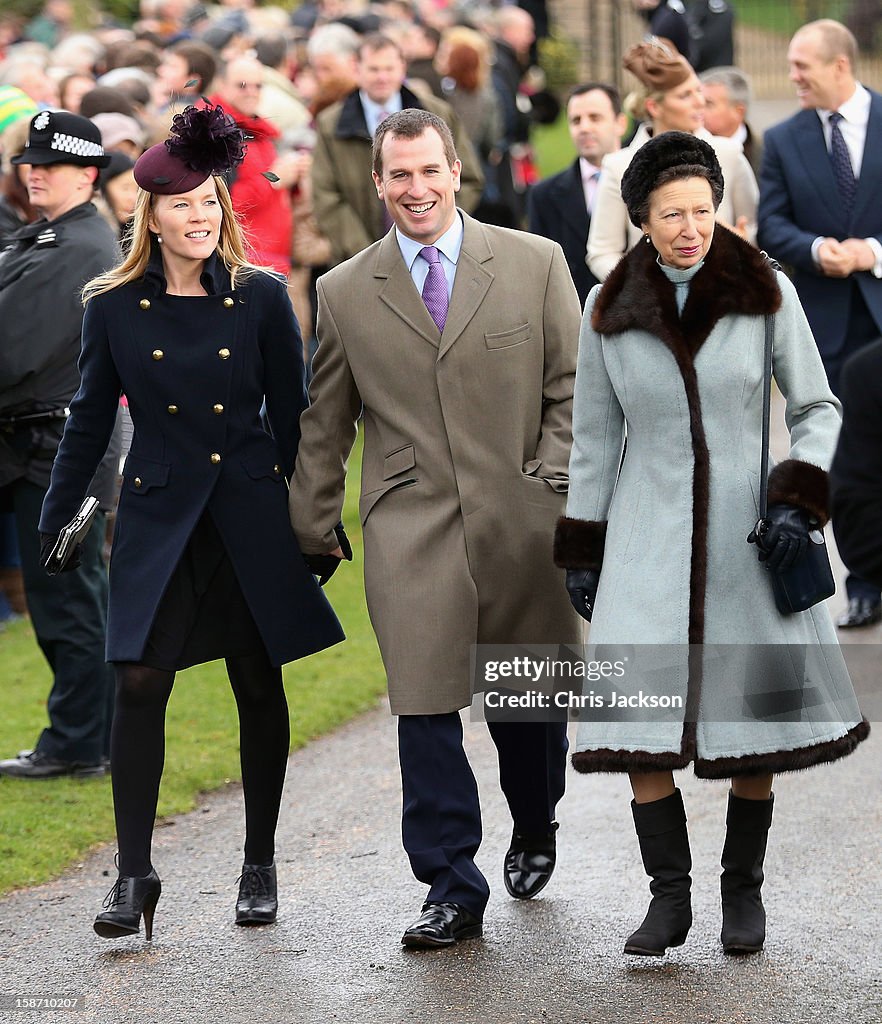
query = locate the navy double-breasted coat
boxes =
[39,249,344,666]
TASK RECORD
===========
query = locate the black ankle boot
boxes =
[93,868,162,941]
[504,821,559,900]
[235,862,277,925]
[720,791,774,954]
[624,789,692,957]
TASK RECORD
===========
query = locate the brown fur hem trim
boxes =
[767,459,830,525]
[694,718,869,779]
[553,517,607,569]
[571,747,692,774]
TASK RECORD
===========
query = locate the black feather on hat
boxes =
[620,131,724,228]
[133,102,247,195]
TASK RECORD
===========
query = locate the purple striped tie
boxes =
[420,245,448,332]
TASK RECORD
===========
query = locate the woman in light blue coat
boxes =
[554,133,868,959]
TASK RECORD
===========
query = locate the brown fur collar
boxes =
[592,225,782,361]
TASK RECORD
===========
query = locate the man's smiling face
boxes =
[372,126,461,244]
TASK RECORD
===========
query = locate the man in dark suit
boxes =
[830,338,882,591]
[758,18,882,628]
[528,83,626,307]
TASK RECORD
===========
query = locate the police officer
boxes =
[0,111,119,778]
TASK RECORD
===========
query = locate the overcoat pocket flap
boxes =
[485,323,531,349]
[242,453,284,481]
[123,455,170,493]
[383,444,415,479]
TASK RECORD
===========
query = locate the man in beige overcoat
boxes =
[290,109,582,948]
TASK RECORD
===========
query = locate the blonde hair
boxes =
[623,84,665,123]
[82,175,260,303]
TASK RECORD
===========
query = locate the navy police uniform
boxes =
[0,186,119,771]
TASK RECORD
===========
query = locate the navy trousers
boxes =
[397,712,568,917]
[9,479,114,763]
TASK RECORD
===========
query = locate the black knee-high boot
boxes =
[624,788,693,957]
[720,791,774,954]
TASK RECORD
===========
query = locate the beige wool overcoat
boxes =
[290,212,583,714]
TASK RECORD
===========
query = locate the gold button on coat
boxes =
[167,404,179,414]
[139,299,150,310]
[218,348,231,360]
[273,464,281,474]
[134,477,142,488]
[152,349,163,361]
[210,453,221,464]
[223,297,234,308]
[213,403,224,414]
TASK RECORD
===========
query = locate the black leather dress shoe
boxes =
[235,863,277,925]
[837,597,882,629]
[0,749,106,779]
[504,821,559,900]
[401,902,483,949]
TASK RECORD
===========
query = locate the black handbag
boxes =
[747,304,835,615]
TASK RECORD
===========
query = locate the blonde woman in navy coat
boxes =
[38,105,345,940]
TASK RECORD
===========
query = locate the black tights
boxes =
[111,652,289,877]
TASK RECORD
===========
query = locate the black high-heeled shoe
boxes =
[93,869,162,941]
[235,862,277,925]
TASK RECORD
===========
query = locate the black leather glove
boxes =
[752,503,812,573]
[566,568,600,622]
[303,523,353,586]
[39,532,82,574]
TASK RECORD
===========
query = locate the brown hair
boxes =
[446,43,481,92]
[372,108,457,177]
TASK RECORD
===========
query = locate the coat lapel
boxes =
[373,231,441,349]
[793,110,845,223]
[850,89,882,225]
[553,161,589,241]
[438,213,493,359]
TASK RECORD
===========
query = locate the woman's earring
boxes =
[644,234,652,245]
[156,235,163,244]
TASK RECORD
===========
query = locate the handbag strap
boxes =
[758,253,782,521]
[759,310,773,520]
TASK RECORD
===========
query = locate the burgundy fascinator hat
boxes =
[133,102,246,195]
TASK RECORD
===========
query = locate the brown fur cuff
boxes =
[767,459,830,526]
[553,517,607,569]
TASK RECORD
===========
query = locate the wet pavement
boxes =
[0,692,878,1024]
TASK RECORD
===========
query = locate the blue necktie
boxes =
[828,111,857,216]
[420,246,448,332]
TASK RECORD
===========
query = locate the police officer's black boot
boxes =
[720,791,774,954]
[624,789,692,957]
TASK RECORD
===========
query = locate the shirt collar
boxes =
[818,82,870,125]
[579,157,601,185]
[360,90,403,124]
[396,210,464,271]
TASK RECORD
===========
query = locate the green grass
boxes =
[736,0,850,36]
[0,431,386,894]
[533,112,574,180]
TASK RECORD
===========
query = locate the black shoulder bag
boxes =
[747,302,835,614]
